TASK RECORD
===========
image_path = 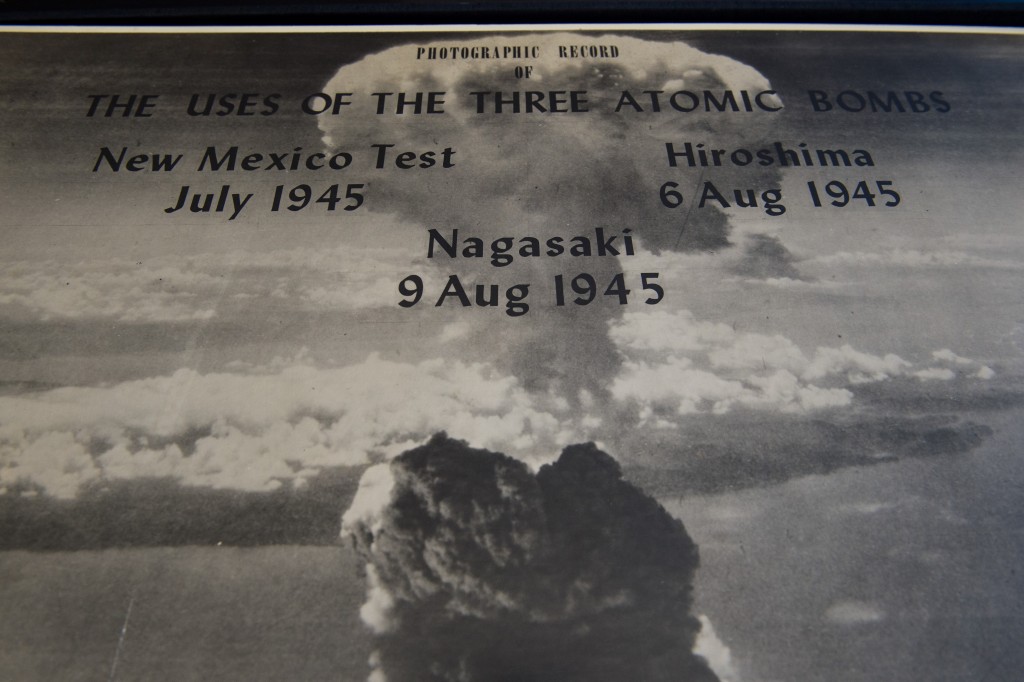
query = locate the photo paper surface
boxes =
[0,25,1022,681]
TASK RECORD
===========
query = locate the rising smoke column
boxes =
[343,434,717,682]
[319,34,782,402]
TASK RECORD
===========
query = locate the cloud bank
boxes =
[0,354,583,499]
[607,310,994,424]
[0,244,440,323]
[0,299,1002,500]
[811,249,1024,270]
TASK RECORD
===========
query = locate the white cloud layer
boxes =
[608,310,994,422]
[825,600,886,626]
[811,249,1024,270]
[0,244,440,323]
[0,259,220,322]
[695,615,741,682]
[0,354,582,499]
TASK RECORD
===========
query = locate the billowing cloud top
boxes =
[343,434,717,682]
[319,33,781,253]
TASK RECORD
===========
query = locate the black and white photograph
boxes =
[0,24,1022,681]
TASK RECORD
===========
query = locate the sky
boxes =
[0,26,1022,682]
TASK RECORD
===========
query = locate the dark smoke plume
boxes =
[319,34,783,402]
[344,433,717,682]
[731,233,805,280]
